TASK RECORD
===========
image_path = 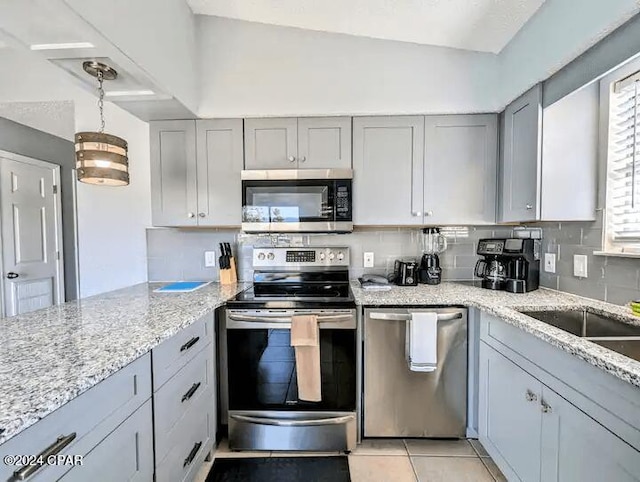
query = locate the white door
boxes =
[0,156,63,317]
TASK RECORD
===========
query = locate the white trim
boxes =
[0,150,67,316]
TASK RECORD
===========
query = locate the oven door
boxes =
[241,170,352,233]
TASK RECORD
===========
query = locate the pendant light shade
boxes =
[75,61,130,186]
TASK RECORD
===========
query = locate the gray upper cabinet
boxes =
[297,117,352,169]
[424,115,497,225]
[150,120,198,227]
[244,117,298,169]
[353,116,424,225]
[245,117,352,169]
[500,84,542,223]
[150,119,243,227]
[196,119,244,226]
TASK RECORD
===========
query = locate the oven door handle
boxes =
[227,314,354,323]
[230,414,355,427]
[368,312,462,322]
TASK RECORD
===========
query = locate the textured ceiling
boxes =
[187,0,546,53]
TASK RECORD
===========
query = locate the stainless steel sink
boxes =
[519,309,640,338]
[590,339,640,363]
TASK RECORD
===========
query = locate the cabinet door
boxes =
[244,118,297,169]
[540,387,640,482]
[479,342,542,482]
[352,116,424,225]
[196,119,244,226]
[150,120,198,226]
[297,117,352,169]
[500,84,542,223]
[424,115,497,224]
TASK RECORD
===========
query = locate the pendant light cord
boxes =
[97,70,105,133]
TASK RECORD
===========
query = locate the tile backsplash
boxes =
[146,226,516,283]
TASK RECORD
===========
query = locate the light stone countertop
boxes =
[350,280,640,390]
[0,282,250,446]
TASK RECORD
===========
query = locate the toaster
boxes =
[393,260,419,286]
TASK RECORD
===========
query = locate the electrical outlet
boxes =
[363,252,374,268]
[544,253,556,273]
[204,251,216,267]
[573,254,588,278]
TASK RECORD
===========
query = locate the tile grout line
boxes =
[479,456,500,482]
[404,439,421,482]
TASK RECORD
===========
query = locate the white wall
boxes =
[196,16,501,117]
[0,48,151,298]
[498,0,640,106]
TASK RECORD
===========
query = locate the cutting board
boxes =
[154,281,211,293]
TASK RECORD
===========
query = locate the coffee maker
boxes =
[475,238,540,293]
[419,228,447,285]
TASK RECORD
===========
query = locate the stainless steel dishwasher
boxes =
[363,307,468,438]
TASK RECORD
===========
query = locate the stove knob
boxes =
[319,252,326,260]
[257,252,266,260]
[267,252,275,260]
[328,252,335,260]
[337,252,344,261]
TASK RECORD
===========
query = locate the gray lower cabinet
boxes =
[150,119,243,227]
[424,115,497,224]
[244,117,352,169]
[479,314,640,482]
[500,84,542,223]
[353,116,425,225]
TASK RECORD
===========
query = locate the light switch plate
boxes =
[573,254,588,278]
[204,251,216,267]
[544,253,556,273]
[364,252,374,268]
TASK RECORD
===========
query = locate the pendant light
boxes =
[75,61,129,186]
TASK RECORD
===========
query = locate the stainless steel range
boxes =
[222,247,357,452]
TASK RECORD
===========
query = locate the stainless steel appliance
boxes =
[419,228,447,285]
[475,238,540,293]
[241,169,353,233]
[393,260,419,286]
[223,247,357,452]
[363,307,468,438]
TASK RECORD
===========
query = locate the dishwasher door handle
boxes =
[368,312,462,321]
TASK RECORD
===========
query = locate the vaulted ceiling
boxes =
[187,0,546,53]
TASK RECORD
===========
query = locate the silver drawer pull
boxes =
[230,414,355,427]
[228,314,353,323]
[13,432,76,480]
[180,336,200,352]
[183,441,202,468]
[541,400,552,413]
[525,389,538,402]
[368,312,462,322]
[181,382,201,403]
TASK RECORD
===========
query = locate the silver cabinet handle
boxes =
[300,156,306,163]
[525,390,538,402]
[182,382,201,403]
[183,441,202,468]
[368,312,463,321]
[13,433,76,480]
[288,156,296,163]
[426,211,433,217]
[180,336,200,352]
[6,272,19,279]
[198,212,205,218]
[230,414,355,427]
[541,400,552,413]
[526,204,533,210]
[188,212,195,218]
[411,211,422,217]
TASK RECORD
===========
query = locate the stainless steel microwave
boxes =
[241,169,353,233]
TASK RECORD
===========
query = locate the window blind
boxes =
[608,74,640,240]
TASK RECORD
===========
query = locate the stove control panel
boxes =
[253,247,350,268]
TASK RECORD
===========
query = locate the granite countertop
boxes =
[0,282,250,446]
[350,280,640,389]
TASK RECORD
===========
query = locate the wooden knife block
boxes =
[219,256,237,285]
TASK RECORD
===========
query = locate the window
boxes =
[605,69,640,254]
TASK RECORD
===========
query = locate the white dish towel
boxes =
[405,312,438,372]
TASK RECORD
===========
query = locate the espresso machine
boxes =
[419,228,447,285]
[475,238,540,293]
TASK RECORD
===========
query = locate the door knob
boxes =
[6,272,18,279]
[288,156,296,163]
[188,212,195,218]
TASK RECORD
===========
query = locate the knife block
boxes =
[219,256,238,285]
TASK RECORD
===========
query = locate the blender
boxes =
[419,228,447,285]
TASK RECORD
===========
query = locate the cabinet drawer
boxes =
[152,313,213,390]
[155,392,215,482]
[155,344,214,463]
[0,354,151,482]
[59,400,154,482]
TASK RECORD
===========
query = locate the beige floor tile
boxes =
[405,439,476,457]
[193,459,213,482]
[411,456,494,482]
[349,455,417,482]
[469,439,490,458]
[481,457,508,482]
[270,451,343,457]
[214,439,271,458]
[351,438,408,456]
